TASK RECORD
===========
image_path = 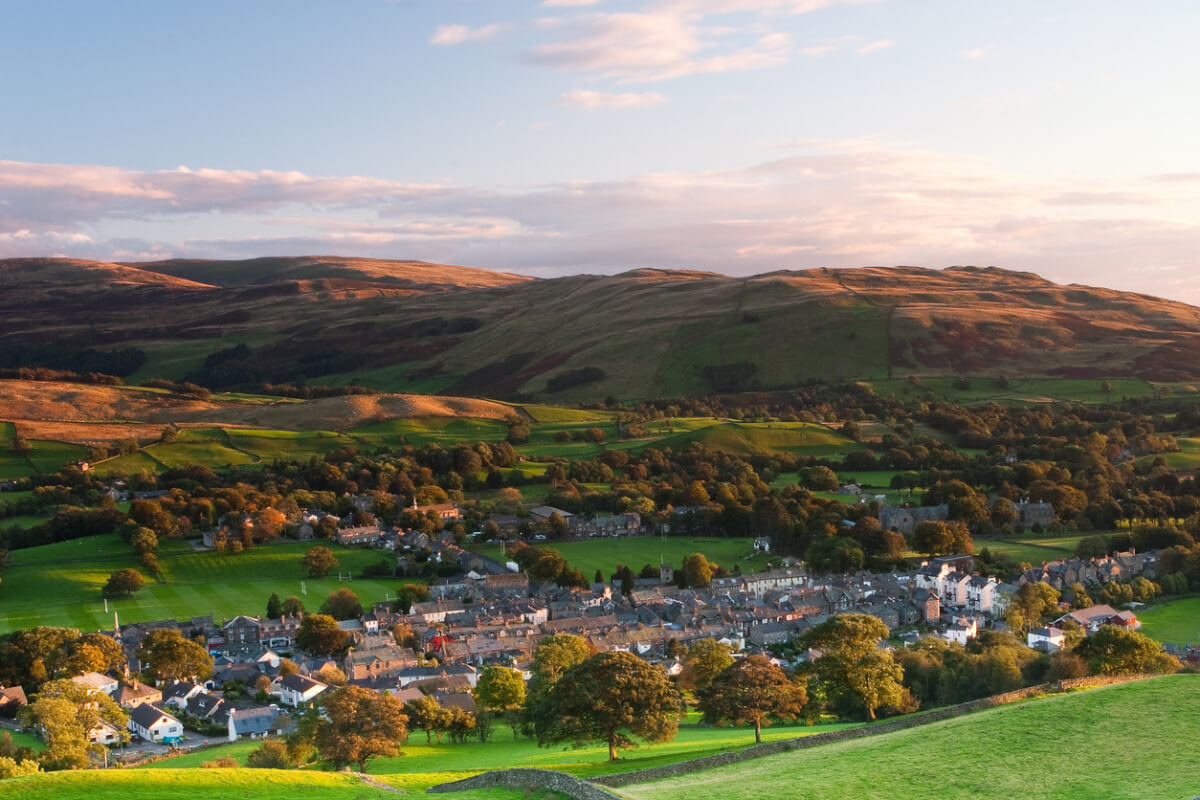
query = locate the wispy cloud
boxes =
[856,39,894,54]
[429,23,501,45]
[556,89,669,108]
[959,44,995,59]
[3,146,1199,303]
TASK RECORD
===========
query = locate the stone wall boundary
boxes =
[427,767,623,799]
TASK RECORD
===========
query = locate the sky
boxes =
[2,0,1199,301]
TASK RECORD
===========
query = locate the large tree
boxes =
[682,638,734,690]
[474,665,526,741]
[697,655,807,743]
[102,568,145,598]
[295,614,350,656]
[21,679,129,770]
[1073,626,1180,675]
[303,545,338,578]
[137,628,213,683]
[526,634,593,705]
[680,553,713,588]
[308,685,407,772]
[319,588,363,621]
[531,651,684,761]
[1005,582,1061,635]
[800,613,905,721]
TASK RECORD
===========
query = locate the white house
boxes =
[965,576,998,615]
[276,673,329,707]
[129,703,184,744]
[1027,626,1066,652]
[942,616,979,646]
[939,572,971,609]
[88,718,124,745]
[227,705,285,742]
[71,671,118,696]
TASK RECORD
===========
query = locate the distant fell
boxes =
[3,258,1200,399]
[122,255,532,290]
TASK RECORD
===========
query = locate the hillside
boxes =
[619,674,1200,800]
[4,259,1200,399]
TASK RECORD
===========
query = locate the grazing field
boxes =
[975,535,1087,565]
[347,417,510,448]
[863,376,1166,405]
[0,768,532,800]
[469,537,770,579]
[135,720,858,793]
[621,675,1200,800]
[606,421,862,459]
[1137,596,1200,645]
[0,534,417,634]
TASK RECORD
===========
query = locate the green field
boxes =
[1137,597,1200,645]
[0,768,530,800]
[863,376,1169,406]
[470,537,770,580]
[975,534,1088,565]
[622,675,1200,800]
[0,534,418,634]
[138,718,858,792]
[606,421,862,459]
[348,417,510,448]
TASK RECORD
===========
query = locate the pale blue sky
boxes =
[2,0,1199,301]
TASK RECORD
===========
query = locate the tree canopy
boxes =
[1074,626,1180,676]
[306,685,407,772]
[697,655,807,743]
[800,613,906,721]
[531,650,684,761]
[295,614,350,656]
[136,628,213,683]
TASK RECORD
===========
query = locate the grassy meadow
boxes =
[0,534,417,634]
[1137,596,1200,645]
[469,537,770,580]
[621,675,1200,800]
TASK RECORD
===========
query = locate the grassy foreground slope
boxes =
[0,769,539,800]
[620,675,1200,800]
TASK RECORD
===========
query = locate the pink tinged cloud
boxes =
[429,23,501,45]
[556,89,669,108]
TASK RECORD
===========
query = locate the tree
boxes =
[314,663,348,687]
[392,583,430,614]
[681,553,713,588]
[531,651,684,761]
[137,628,213,683]
[129,527,158,555]
[527,634,593,705]
[20,679,129,770]
[0,756,40,779]
[246,738,300,769]
[912,521,973,557]
[800,614,905,721]
[319,588,363,621]
[102,568,145,598]
[1005,582,1061,635]
[405,695,451,744]
[474,666,526,741]
[682,638,734,690]
[266,593,283,619]
[295,614,349,657]
[697,655,807,743]
[307,685,407,772]
[281,596,305,616]
[1073,626,1180,676]
[303,546,338,578]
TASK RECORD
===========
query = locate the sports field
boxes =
[469,536,770,580]
[0,534,418,634]
[1137,596,1200,645]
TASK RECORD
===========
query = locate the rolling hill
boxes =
[4,258,1200,400]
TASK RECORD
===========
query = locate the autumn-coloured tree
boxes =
[308,685,407,772]
[302,545,338,578]
[800,613,905,721]
[137,628,213,683]
[532,651,684,761]
[697,655,807,743]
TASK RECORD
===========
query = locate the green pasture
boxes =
[0,535,418,634]
[347,417,509,448]
[3,729,44,752]
[0,769,527,800]
[1137,597,1200,645]
[864,376,1165,406]
[519,404,615,424]
[622,675,1200,800]
[611,422,862,459]
[470,537,769,579]
[975,534,1087,565]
